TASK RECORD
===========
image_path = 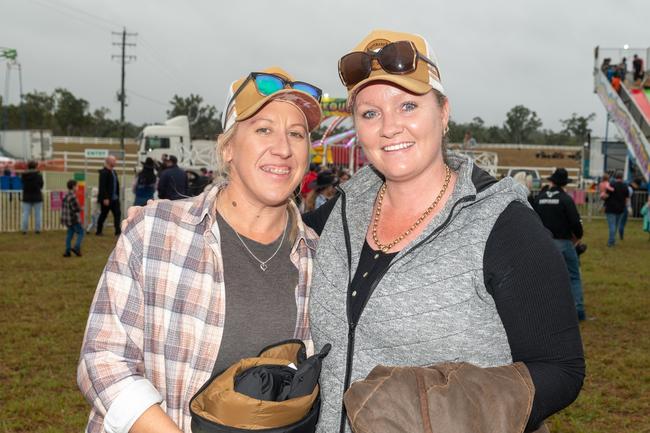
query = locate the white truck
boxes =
[0,130,53,160]
[137,116,215,169]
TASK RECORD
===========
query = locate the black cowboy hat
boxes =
[548,168,571,186]
[308,170,339,190]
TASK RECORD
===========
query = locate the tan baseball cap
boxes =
[222,66,322,132]
[343,29,444,101]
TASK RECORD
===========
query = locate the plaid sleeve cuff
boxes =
[104,379,163,433]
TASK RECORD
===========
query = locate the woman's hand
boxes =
[130,405,183,433]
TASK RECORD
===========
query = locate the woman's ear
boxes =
[219,132,234,164]
[441,98,450,131]
[223,143,233,164]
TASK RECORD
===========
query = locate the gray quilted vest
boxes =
[309,153,530,433]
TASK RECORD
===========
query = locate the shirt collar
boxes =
[290,200,318,253]
[180,182,221,226]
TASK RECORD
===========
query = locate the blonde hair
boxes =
[214,124,239,181]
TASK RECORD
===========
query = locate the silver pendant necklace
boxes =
[229,211,288,271]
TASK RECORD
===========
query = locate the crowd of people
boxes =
[11,152,216,257]
[135,153,214,203]
[601,54,647,91]
[89,153,214,235]
[299,163,351,212]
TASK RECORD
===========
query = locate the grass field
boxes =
[1,219,648,433]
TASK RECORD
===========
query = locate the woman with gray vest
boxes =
[304,30,584,433]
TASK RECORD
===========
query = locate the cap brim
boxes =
[237,89,322,131]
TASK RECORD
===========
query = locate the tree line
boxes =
[0,89,223,139]
[448,105,595,146]
[1,89,594,146]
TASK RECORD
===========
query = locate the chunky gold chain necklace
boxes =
[372,165,451,253]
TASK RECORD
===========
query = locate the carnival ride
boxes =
[594,46,650,181]
[310,97,357,169]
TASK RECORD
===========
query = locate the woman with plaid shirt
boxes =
[77,67,323,433]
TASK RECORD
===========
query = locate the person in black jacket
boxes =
[157,155,187,200]
[533,168,586,321]
[604,172,630,247]
[96,155,121,236]
[21,160,44,234]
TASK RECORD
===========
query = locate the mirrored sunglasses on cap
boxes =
[338,40,440,88]
[225,72,323,120]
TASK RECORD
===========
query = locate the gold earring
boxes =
[443,125,449,135]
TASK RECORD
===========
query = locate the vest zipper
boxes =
[334,186,476,433]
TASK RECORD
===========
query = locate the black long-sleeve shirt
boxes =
[604,181,630,214]
[303,195,584,431]
[21,170,44,203]
[532,186,583,239]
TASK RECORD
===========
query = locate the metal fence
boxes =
[52,150,140,174]
[53,136,138,146]
[2,187,647,233]
[0,187,134,232]
[0,190,66,232]
[535,189,648,221]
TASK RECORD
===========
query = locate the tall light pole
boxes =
[1,47,25,156]
[1,47,20,131]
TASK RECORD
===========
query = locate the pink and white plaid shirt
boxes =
[77,184,318,432]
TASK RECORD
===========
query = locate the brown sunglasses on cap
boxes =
[338,40,440,88]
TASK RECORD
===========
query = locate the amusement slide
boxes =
[630,88,650,123]
[594,69,650,181]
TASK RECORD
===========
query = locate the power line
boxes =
[136,46,182,85]
[126,88,169,107]
[28,0,115,32]
[46,0,122,28]
[138,36,185,82]
[30,0,122,29]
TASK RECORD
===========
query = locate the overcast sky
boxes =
[2,0,649,137]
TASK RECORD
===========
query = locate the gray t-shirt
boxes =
[211,211,298,375]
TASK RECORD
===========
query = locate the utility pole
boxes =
[111,30,136,223]
[111,28,137,151]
